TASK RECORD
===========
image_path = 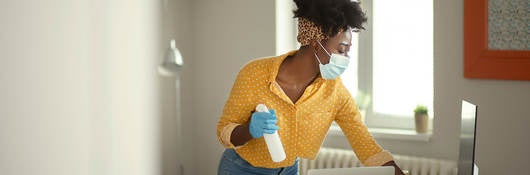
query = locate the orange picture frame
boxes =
[464,0,530,81]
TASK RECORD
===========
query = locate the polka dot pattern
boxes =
[216,50,392,168]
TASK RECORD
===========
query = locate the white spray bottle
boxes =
[256,104,286,162]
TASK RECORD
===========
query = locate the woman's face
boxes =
[314,31,352,64]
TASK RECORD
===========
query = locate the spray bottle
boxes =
[256,104,286,162]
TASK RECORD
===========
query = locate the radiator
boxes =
[299,147,457,175]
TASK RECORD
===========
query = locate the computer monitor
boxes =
[457,100,478,175]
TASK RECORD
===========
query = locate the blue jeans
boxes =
[218,149,299,175]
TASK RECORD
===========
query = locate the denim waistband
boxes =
[218,149,299,175]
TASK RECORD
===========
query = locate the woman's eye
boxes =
[337,50,349,58]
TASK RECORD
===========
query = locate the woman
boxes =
[217,0,405,174]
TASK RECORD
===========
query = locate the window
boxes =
[344,0,434,130]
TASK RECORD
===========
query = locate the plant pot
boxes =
[414,114,429,134]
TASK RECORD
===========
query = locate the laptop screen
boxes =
[457,100,478,175]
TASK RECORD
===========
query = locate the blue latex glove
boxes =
[249,109,279,138]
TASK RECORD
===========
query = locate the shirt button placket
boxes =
[293,105,299,156]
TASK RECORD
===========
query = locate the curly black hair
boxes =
[293,0,367,36]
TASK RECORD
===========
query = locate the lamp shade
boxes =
[158,39,184,76]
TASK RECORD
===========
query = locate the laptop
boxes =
[307,166,395,175]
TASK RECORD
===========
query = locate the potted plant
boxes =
[414,105,429,134]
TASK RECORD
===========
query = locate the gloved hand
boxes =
[249,109,279,138]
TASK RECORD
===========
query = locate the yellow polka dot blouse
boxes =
[216,50,393,168]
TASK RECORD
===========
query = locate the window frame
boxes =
[355,0,434,130]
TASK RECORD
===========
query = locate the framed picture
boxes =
[464,0,530,81]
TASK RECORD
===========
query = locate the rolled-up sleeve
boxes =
[216,63,257,148]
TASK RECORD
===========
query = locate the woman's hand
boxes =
[249,109,279,138]
[230,109,279,146]
[383,160,406,175]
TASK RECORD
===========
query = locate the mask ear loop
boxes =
[316,40,331,56]
[312,49,323,65]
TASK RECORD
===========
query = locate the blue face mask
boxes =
[314,41,350,80]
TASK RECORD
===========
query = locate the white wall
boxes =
[0,0,190,175]
[0,1,94,174]
[187,1,530,175]
[432,1,530,175]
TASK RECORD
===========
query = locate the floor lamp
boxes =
[158,39,184,175]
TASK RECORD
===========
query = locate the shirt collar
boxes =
[268,50,299,83]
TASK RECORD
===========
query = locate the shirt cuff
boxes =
[362,150,394,166]
[220,123,242,148]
